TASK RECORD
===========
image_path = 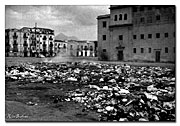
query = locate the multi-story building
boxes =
[53,39,97,57]
[68,40,96,57]
[5,26,55,57]
[97,5,175,62]
[54,40,67,56]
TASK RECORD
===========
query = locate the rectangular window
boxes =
[156,15,160,21]
[164,33,168,38]
[133,48,136,53]
[140,34,144,39]
[124,14,127,20]
[148,34,152,39]
[119,35,123,40]
[148,6,152,10]
[148,48,151,53]
[103,35,106,40]
[103,21,107,28]
[133,7,137,12]
[141,48,144,53]
[165,47,168,53]
[70,45,73,49]
[147,16,152,23]
[119,14,122,20]
[156,33,160,38]
[133,35,136,39]
[103,49,106,52]
[114,15,117,21]
[140,6,144,11]
[140,17,145,23]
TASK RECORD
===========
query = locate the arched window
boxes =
[90,46,93,51]
[114,15,117,21]
[119,14,122,20]
[63,44,66,48]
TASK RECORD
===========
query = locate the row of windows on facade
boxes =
[113,14,161,22]
[133,6,153,12]
[114,14,127,21]
[70,45,93,50]
[11,40,54,46]
[102,32,175,40]
[102,47,175,53]
[133,47,175,54]
[102,15,162,28]
[10,32,53,39]
[132,6,174,13]
[135,15,161,24]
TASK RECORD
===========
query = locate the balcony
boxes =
[84,46,88,50]
[49,42,53,47]
[13,34,18,39]
[49,36,53,40]
[90,46,93,51]
[13,42,18,46]
[13,46,18,52]
[23,47,28,52]
[23,42,28,47]
[23,33,28,39]
[43,44,47,47]
[43,36,47,40]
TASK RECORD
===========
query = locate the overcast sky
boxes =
[5,5,110,40]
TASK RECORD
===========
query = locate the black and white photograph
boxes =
[5,4,176,122]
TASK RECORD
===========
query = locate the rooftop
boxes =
[97,14,110,20]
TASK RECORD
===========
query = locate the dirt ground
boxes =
[5,57,100,121]
[5,57,175,122]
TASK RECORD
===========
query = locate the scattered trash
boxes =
[5,61,175,121]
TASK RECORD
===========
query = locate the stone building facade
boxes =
[97,5,175,62]
[5,27,55,57]
[53,39,97,57]
[54,40,67,56]
[68,40,96,57]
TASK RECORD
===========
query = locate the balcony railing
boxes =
[43,44,47,47]
[13,46,18,52]
[13,35,18,39]
[13,42,18,46]
[23,42,28,46]
[49,43,53,47]
[43,36,47,40]
[49,36,53,40]
[23,34,28,39]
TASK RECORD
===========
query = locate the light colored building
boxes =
[53,39,97,57]
[97,5,175,62]
[5,26,55,57]
[54,40,67,56]
[68,40,96,57]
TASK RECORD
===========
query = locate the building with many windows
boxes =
[53,39,97,57]
[54,40,67,56]
[5,26,55,57]
[97,5,175,62]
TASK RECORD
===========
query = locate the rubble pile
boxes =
[5,62,175,121]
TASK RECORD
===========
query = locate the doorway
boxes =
[155,51,161,62]
[117,50,123,61]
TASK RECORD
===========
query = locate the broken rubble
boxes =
[5,61,175,121]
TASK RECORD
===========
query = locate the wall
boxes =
[97,16,110,60]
